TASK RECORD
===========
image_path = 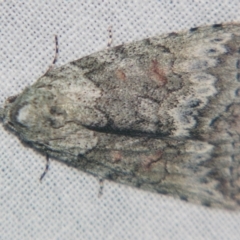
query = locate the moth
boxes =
[1,23,240,210]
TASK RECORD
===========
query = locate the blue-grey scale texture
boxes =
[1,23,240,210]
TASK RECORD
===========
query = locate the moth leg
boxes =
[44,35,59,74]
[98,178,104,197]
[39,154,50,182]
[107,26,113,48]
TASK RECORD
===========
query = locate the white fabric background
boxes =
[1,1,240,239]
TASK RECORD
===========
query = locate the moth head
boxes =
[0,95,20,131]
[0,87,65,140]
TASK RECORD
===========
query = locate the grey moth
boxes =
[1,23,240,210]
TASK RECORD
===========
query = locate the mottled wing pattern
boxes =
[2,23,240,209]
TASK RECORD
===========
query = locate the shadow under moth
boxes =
[1,23,240,210]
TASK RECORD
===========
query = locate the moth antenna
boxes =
[40,154,50,182]
[44,35,59,74]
